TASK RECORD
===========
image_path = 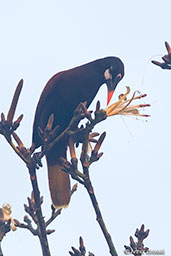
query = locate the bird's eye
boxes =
[109,66,113,72]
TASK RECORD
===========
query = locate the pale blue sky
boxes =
[0,1,171,255]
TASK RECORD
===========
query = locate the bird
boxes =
[32,56,124,209]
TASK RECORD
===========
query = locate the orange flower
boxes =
[106,86,150,117]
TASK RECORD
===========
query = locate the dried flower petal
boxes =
[2,203,16,231]
[106,87,150,118]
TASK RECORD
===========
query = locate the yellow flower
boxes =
[106,86,150,117]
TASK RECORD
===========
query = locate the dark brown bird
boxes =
[32,56,124,209]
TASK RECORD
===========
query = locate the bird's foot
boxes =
[74,128,99,147]
[32,152,43,169]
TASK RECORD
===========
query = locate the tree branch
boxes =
[152,41,171,70]
[0,80,51,256]
[0,80,150,256]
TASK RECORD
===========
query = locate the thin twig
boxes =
[45,209,62,227]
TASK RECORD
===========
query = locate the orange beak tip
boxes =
[107,90,114,106]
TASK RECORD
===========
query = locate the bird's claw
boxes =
[74,129,99,147]
[32,152,43,168]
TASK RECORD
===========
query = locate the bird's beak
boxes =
[107,73,122,105]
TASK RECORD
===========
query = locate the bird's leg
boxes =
[32,152,43,168]
[74,125,89,147]
[73,127,99,147]
[73,101,106,148]
[71,102,92,146]
[73,102,106,160]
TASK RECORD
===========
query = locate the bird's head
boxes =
[104,57,124,105]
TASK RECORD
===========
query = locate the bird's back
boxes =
[32,56,124,148]
[32,61,104,148]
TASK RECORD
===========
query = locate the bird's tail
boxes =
[46,158,71,209]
